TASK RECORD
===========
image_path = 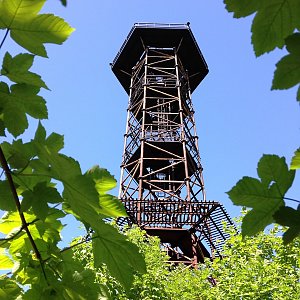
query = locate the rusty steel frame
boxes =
[117,45,233,265]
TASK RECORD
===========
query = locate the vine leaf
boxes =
[227,155,295,237]
[290,148,300,170]
[92,222,146,291]
[0,0,74,57]
[1,52,48,89]
[224,0,261,18]
[272,33,300,97]
[273,206,300,244]
[251,0,300,56]
[0,82,47,137]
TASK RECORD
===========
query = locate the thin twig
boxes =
[0,29,9,50]
[283,197,300,204]
[0,146,49,285]
[0,219,38,245]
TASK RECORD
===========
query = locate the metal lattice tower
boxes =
[111,23,233,265]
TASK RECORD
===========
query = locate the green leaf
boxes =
[60,0,67,7]
[290,148,300,169]
[0,181,16,211]
[0,83,47,137]
[1,139,36,169]
[227,154,294,236]
[34,122,46,143]
[251,0,300,56]
[11,14,75,57]
[224,0,261,18]
[273,206,300,243]
[92,222,146,290]
[0,211,35,234]
[21,182,62,220]
[257,154,295,195]
[11,84,47,119]
[0,0,74,57]
[285,32,300,55]
[272,55,300,90]
[86,166,117,194]
[86,166,127,217]
[1,52,48,89]
[0,249,14,270]
[0,275,21,300]
[0,0,46,26]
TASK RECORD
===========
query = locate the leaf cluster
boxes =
[0,0,145,298]
[74,224,300,299]
[225,0,300,243]
[225,0,300,101]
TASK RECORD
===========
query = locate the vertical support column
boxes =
[174,49,191,203]
[118,74,134,200]
[186,72,206,202]
[137,47,149,225]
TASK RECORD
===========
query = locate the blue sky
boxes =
[4,1,299,240]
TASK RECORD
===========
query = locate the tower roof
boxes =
[111,23,209,94]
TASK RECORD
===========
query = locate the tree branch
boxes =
[0,146,49,285]
[0,29,9,50]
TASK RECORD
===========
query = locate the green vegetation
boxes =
[0,0,299,298]
[0,1,145,298]
[74,221,300,299]
[225,0,300,243]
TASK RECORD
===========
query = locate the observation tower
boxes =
[111,23,233,265]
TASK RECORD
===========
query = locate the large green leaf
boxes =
[257,154,295,195]
[1,52,48,89]
[273,206,300,243]
[0,82,47,137]
[0,0,74,57]
[290,148,300,169]
[11,14,75,57]
[227,154,295,236]
[86,166,127,217]
[0,0,45,25]
[251,0,300,56]
[224,0,261,18]
[92,222,146,290]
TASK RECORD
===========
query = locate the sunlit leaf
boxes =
[290,148,300,169]
[86,166,127,217]
[0,0,74,57]
[11,14,75,57]
[0,0,45,26]
[0,248,14,269]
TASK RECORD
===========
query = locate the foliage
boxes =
[225,0,300,242]
[0,0,145,298]
[74,222,300,300]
